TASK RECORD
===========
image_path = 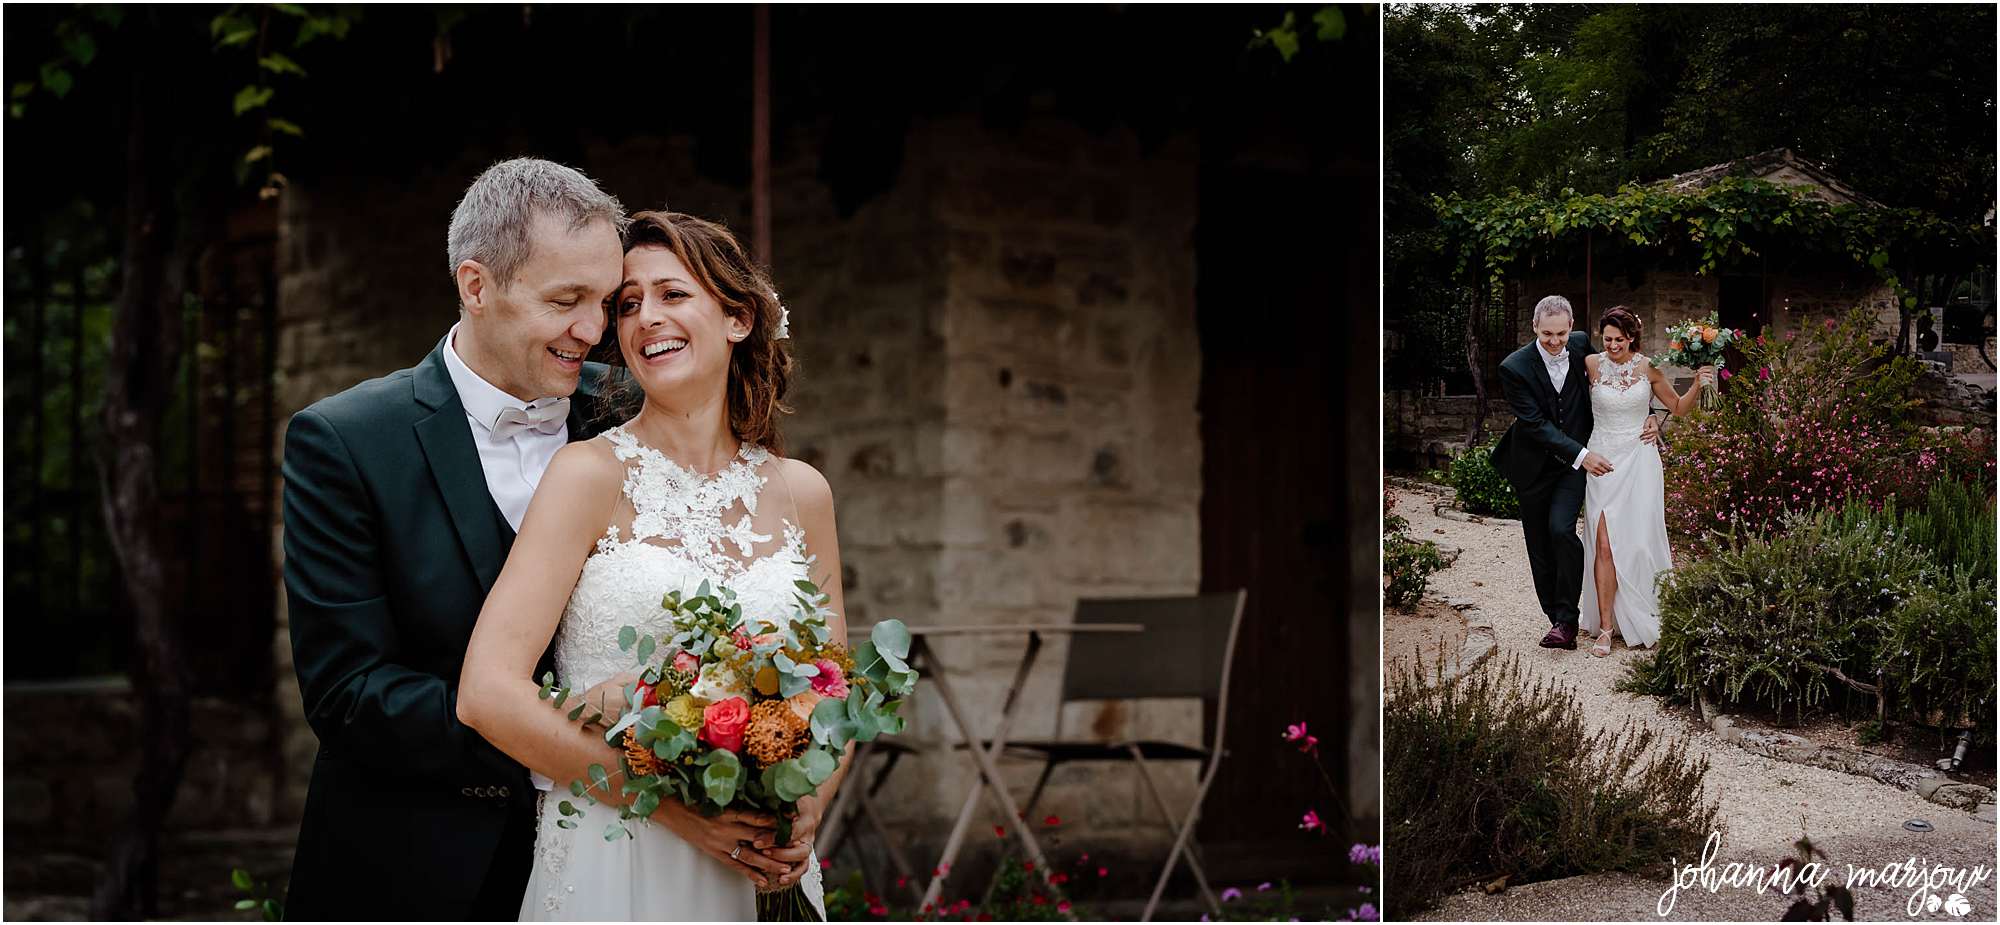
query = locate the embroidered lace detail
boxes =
[1590,353,1655,446]
[1595,352,1647,392]
[551,425,812,695]
[534,793,574,914]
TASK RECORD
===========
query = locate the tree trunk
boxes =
[1464,269,1489,449]
[90,68,199,922]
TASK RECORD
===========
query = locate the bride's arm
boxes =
[1647,358,1710,416]
[458,442,790,884]
[763,458,853,881]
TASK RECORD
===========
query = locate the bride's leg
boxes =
[1591,514,1617,653]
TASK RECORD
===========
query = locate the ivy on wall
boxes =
[1433,177,1993,312]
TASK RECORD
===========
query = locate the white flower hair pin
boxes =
[771,288,791,340]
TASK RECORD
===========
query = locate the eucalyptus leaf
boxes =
[619,625,638,652]
[231,869,254,891]
[235,899,257,911]
[870,620,913,660]
[605,823,627,842]
[632,789,660,819]
[778,671,812,698]
[636,634,656,666]
[701,750,742,806]
[799,747,837,785]
[569,780,586,798]
[589,763,612,794]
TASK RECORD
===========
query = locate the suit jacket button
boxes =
[462,787,473,797]
[499,786,511,798]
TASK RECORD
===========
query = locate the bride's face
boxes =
[1601,325,1632,360]
[613,245,750,405]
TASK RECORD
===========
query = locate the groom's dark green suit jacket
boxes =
[281,338,611,920]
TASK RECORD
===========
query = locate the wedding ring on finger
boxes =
[730,842,746,861]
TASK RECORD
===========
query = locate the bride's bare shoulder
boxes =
[543,437,626,490]
[770,456,834,514]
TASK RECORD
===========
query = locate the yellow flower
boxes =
[664,693,707,733]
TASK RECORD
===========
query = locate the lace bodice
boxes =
[554,426,811,691]
[1589,353,1654,447]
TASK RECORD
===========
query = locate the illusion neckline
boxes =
[605,425,768,480]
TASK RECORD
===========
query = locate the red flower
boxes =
[1051,873,1070,885]
[1044,814,1062,827]
[699,697,751,753]
[869,905,887,918]
[993,825,1006,838]
[731,629,753,650]
[1023,862,1035,872]
[637,681,662,707]
[1058,901,1072,913]
[1097,867,1109,878]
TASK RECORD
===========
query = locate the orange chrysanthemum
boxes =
[623,728,665,778]
[744,698,810,767]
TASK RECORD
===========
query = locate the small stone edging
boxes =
[1387,594,1498,699]
[1697,695,1997,823]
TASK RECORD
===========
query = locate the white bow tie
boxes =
[1545,351,1569,367]
[492,399,570,440]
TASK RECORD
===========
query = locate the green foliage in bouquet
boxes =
[1446,437,1519,519]
[1386,650,1717,919]
[537,576,918,849]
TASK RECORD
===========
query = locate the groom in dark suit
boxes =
[281,158,632,919]
[1491,295,1645,650]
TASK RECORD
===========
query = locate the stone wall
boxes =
[4,680,284,846]
[1514,268,1897,368]
[1383,391,1481,469]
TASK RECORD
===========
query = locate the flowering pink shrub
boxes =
[1663,307,1993,542]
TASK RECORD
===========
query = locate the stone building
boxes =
[1388,149,1995,467]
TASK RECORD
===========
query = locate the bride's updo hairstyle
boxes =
[607,211,794,453]
[1599,306,1642,346]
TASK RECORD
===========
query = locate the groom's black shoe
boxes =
[1539,623,1578,650]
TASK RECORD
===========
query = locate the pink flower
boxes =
[1222,888,1243,902]
[1301,809,1323,832]
[1283,721,1309,742]
[1757,367,1771,381]
[671,650,701,674]
[700,697,751,752]
[1057,902,1072,913]
[811,660,850,698]
[1718,367,1733,381]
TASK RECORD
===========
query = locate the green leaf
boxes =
[604,823,627,842]
[63,33,97,68]
[1270,25,1299,62]
[273,3,310,16]
[210,14,250,37]
[619,625,638,651]
[765,757,816,801]
[567,702,586,722]
[701,749,742,805]
[243,145,272,165]
[799,747,837,785]
[235,899,257,911]
[232,85,274,116]
[557,818,576,829]
[552,688,569,708]
[778,670,813,698]
[262,899,281,922]
[631,788,660,819]
[90,6,123,27]
[870,620,912,661]
[231,868,255,891]
[259,54,308,77]
[220,28,258,47]
[558,799,578,816]
[589,763,612,794]
[39,66,72,100]
[569,779,586,797]
[810,696,854,748]
[10,82,32,100]
[1312,6,1346,41]
[636,634,656,666]
[8,103,21,120]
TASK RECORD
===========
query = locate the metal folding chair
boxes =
[973,590,1248,921]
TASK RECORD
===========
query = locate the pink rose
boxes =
[811,660,850,698]
[701,697,751,753]
[672,651,701,675]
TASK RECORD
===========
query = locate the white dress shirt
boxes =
[442,323,568,532]
[1539,342,1590,470]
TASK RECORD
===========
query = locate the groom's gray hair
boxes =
[447,157,628,288]
[1532,295,1575,328]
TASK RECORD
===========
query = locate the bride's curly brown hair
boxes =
[599,211,793,454]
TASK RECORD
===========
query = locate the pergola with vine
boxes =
[1431,177,1993,446]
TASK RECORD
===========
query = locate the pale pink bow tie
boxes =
[492,399,570,440]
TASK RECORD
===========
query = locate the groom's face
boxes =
[1535,314,1573,357]
[471,211,623,401]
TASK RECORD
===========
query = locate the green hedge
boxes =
[1447,437,1520,519]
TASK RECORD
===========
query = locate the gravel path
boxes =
[1394,487,1997,922]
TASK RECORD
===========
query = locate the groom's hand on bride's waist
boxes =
[1581,451,1614,476]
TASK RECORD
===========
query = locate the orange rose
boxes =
[1700,326,1718,344]
[1669,339,1683,351]
[786,689,824,722]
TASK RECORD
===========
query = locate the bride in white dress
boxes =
[1578,307,1712,657]
[460,211,843,920]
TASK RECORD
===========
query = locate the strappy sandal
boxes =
[1589,629,1614,657]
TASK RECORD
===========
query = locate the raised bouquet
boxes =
[537,577,915,917]
[1654,313,1741,410]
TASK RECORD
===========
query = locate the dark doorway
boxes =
[1193,158,1359,882]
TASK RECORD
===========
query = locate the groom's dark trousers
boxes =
[1491,330,1594,629]
[281,339,608,920]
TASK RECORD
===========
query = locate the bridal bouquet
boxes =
[1655,313,1741,409]
[537,577,915,913]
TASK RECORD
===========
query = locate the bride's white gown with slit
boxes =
[1579,353,1673,648]
[519,425,826,921]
